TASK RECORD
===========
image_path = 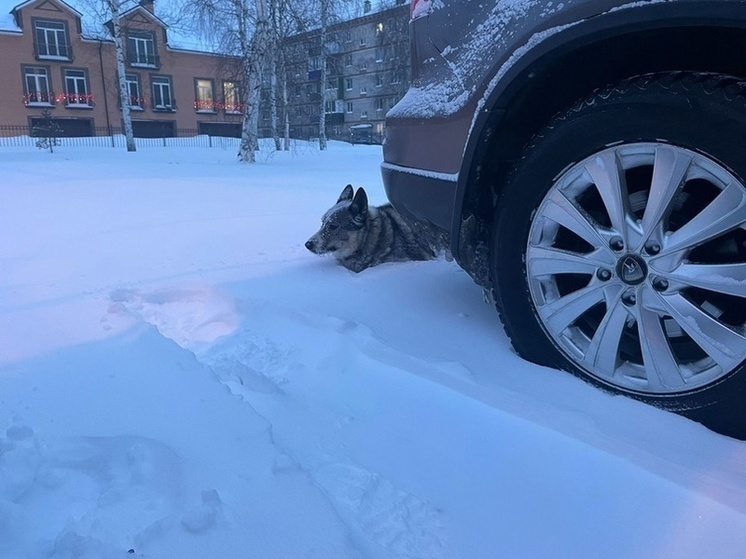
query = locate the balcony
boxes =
[61,93,94,108]
[127,53,160,69]
[34,42,72,61]
[194,100,218,113]
[24,91,56,107]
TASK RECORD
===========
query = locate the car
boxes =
[381,0,746,439]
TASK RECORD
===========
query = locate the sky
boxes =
[1,139,746,558]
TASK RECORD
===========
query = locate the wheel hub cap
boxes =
[617,254,647,285]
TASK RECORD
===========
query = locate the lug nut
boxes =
[645,242,661,255]
[622,291,637,306]
[597,268,612,281]
[609,236,624,251]
[652,277,669,292]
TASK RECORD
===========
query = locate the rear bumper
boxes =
[380,161,457,234]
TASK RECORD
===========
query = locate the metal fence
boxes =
[0,124,379,149]
[0,125,244,149]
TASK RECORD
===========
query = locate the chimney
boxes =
[363,0,371,13]
[139,0,154,14]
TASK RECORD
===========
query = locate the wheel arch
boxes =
[453,2,746,287]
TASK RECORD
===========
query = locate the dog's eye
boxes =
[328,224,339,231]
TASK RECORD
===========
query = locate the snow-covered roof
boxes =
[0,0,404,47]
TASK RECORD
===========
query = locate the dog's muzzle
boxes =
[305,239,319,253]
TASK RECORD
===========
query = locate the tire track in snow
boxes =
[113,287,452,559]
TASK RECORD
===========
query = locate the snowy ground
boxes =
[1,141,746,559]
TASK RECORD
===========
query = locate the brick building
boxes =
[0,0,409,143]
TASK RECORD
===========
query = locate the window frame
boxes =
[127,31,158,68]
[124,73,145,110]
[150,74,175,111]
[33,18,72,61]
[194,78,216,113]
[222,80,242,114]
[62,67,93,108]
[23,65,54,106]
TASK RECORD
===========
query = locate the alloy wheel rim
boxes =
[526,143,746,395]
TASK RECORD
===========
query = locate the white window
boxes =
[361,110,368,119]
[128,33,157,67]
[35,20,69,59]
[360,86,368,96]
[346,78,353,91]
[376,74,383,87]
[223,81,242,113]
[64,69,91,106]
[195,79,214,112]
[346,102,353,113]
[345,54,353,67]
[376,98,384,111]
[125,74,144,110]
[152,75,173,110]
[24,66,53,105]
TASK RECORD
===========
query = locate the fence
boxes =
[0,124,381,149]
[0,124,245,149]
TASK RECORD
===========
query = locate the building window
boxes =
[359,37,366,47]
[376,98,384,112]
[390,73,401,85]
[125,74,144,110]
[360,86,368,96]
[345,54,352,67]
[376,74,383,87]
[375,49,383,63]
[63,69,93,107]
[346,78,353,91]
[127,32,158,67]
[23,66,53,106]
[223,81,242,113]
[195,78,215,112]
[34,19,70,60]
[361,110,368,119]
[346,102,353,113]
[151,75,174,110]
[308,55,321,71]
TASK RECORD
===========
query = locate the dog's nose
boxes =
[305,240,315,252]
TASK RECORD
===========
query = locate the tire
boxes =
[491,73,746,439]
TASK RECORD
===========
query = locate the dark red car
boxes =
[382,0,746,438]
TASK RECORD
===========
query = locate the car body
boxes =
[381,0,746,438]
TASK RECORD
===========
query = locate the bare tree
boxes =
[79,0,138,151]
[106,0,137,152]
[183,0,273,163]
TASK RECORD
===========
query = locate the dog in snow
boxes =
[305,184,450,272]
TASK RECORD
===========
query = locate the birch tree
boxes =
[80,0,138,151]
[106,0,136,152]
[184,0,272,163]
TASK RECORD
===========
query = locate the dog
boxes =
[305,184,450,273]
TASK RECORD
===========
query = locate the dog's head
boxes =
[305,184,369,257]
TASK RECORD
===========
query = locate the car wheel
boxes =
[491,73,746,438]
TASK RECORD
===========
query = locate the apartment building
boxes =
[280,1,410,143]
[0,0,243,137]
[0,0,410,143]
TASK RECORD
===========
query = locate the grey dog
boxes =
[305,184,450,272]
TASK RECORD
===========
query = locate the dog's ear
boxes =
[338,184,354,203]
[350,187,368,224]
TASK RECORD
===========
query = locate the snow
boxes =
[2,141,746,559]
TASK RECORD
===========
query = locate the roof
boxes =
[0,0,404,49]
